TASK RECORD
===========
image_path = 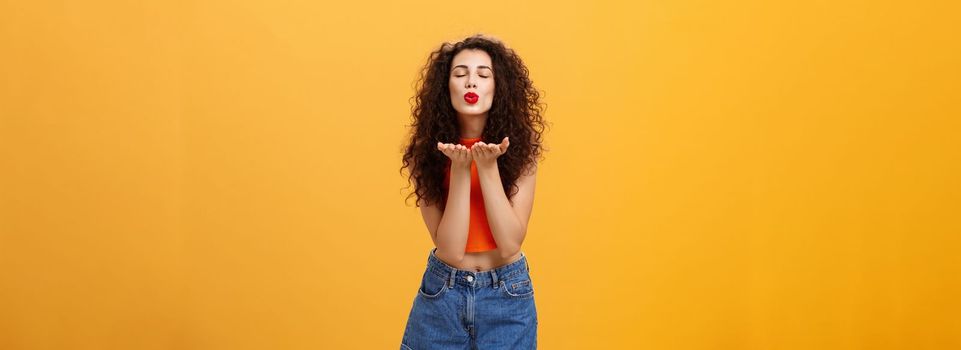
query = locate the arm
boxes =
[420,162,472,263]
[476,161,537,259]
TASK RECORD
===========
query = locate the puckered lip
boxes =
[464,92,478,98]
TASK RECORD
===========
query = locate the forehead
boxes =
[451,49,492,68]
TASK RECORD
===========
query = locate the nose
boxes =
[466,76,477,89]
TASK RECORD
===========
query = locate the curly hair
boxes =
[400,33,550,208]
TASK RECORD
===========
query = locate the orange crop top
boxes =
[442,137,498,253]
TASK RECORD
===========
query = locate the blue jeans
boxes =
[401,247,538,349]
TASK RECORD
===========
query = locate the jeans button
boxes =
[465,275,474,282]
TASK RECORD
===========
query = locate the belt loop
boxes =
[491,269,499,289]
[448,267,457,288]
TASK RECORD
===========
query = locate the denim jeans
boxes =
[401,247,538,349]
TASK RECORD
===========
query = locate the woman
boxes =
[399,33,548,349]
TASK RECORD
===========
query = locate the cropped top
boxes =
[442,137,498,253]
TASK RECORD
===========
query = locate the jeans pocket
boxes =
[417,270,449,299]
[500,274,534,298]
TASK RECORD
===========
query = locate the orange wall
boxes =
[1,0,959,349]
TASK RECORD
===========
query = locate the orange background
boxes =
[1,0,959,349]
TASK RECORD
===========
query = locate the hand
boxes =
[437,142,473,168]
[470,137,509,167]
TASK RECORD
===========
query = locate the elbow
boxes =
[436,248,464,264]
[499,228,526,259]
[499,244,521,260]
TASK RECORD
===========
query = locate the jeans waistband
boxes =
[426,247,530,289]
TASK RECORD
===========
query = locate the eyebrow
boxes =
[452,65,493,71]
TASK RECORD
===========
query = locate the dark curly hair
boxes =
[400,33,550,208]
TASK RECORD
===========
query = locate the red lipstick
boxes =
[464,92,479,104]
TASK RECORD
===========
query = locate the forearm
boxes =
[476,163,525,259]
[434,164,471,262]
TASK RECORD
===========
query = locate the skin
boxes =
[420,49,538,272]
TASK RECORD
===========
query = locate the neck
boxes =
[457,113,487,139]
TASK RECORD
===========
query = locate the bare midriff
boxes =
[438,248,524,272]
